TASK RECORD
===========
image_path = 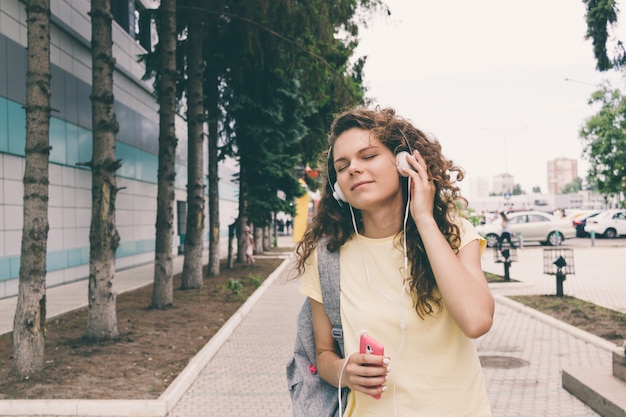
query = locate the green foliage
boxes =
[220,0,380,226]
[144,0,387,231]
[509,294,626,342]
[466,212,484,226]
[484,271,513,283]
[512,184,525,195]
[585,174,598,191]
[226,278,244,296]
[583,0,625,71]
[248,274,263,288]
[580,83,626,199]
[561,177,583,194]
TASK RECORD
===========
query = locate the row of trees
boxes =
[490,181,585,196]
[582,1,626,203]
[13,0,388,376]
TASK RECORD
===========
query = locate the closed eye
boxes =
[333,146,382,172]
[335,164,349,172]
[336,154,376,172]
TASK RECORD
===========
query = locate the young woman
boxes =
[243,225,255,265]
[294,107,494,416]
[498,211,515,248]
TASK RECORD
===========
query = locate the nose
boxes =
[347,160,362,175]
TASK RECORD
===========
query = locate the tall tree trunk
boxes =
[237,163,249,264]
[206,23,220,277]
[271,224,276,247]
[263,225,271,251]
[13,0,51,377]
[227,221,236,269]
[152,0,177,309]
[253,227,262,255]
[181,2,205,289]
[86,0,120,340]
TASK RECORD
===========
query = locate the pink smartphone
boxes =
[360,333,384,356]
[359,334,385,399]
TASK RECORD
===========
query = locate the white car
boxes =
[476,211,576,248]
[584,209,626,238]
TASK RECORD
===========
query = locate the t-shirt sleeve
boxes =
[458,217,487,255]
[299,248,324,303]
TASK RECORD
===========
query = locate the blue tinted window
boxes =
[49,118,67,164]
[141,150,158,183]
[66,122,79,165]
[77,126,92,166]
[7,100,25,156]
[116,142,136,178]
[0,98,8,152]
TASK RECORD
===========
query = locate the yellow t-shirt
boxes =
[300,218,491,417]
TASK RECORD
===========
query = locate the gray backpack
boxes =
[286,242,348,417]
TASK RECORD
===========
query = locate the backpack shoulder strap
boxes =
[317,239,344,356]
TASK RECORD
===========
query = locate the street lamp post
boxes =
[564,77,598,87]
[481,126,529,175]
[481,126,529,210]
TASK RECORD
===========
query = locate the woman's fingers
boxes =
[344,354,390,397]
[409,150,430,181]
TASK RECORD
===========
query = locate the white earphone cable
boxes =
[337,131,413,416]
[402,176,411,273]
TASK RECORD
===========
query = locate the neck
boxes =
[358,199,404,239]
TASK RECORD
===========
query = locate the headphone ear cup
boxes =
[396,151,413,177]
[332,182,347,203]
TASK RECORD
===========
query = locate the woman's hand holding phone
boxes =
[357,334,388,399]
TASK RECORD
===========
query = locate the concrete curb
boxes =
[494,293,621,354]
[0,255,293,417]
[159,255,292,411]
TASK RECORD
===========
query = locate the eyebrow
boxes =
[333,144,381,165]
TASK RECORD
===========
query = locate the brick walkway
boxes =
[0,239,623,417]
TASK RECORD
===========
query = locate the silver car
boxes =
[476,211,576,248]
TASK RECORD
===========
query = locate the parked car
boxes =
[475,211,576,248]
[584,209,626,238]
[570,210,601,238]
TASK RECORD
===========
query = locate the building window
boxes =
[112,0,135,35]
[112,0,157,52]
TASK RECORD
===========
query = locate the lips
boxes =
[351,181,373,191]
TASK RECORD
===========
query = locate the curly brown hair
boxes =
[295,106,468,318]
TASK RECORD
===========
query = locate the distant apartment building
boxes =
[547,158,578,195]
[491,173,515,195]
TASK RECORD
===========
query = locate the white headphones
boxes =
[329,131,415,205]
[395,151,414,177]
[331,181,347,203]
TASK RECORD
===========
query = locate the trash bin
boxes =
[543,248,575,297]
[493,244,518,281]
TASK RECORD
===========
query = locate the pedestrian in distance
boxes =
[293,106,494,416]
[243,225,255,265]
[498,211,515,249]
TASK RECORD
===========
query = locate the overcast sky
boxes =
[355,0,626,197]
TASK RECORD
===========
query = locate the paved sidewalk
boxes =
[0,240,624,416]
[165,245,622,417]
